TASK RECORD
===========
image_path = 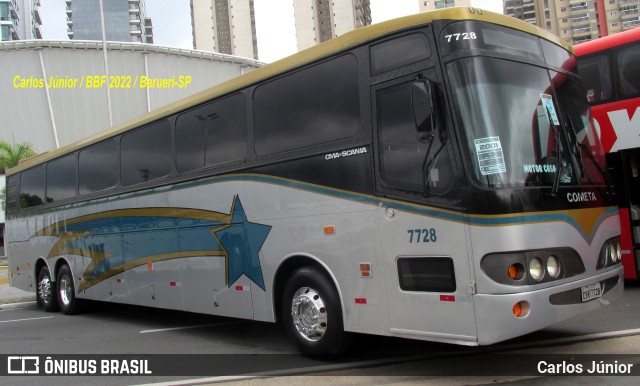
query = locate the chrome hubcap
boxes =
[290,287,328,341]
[59,275,72,306]
[38,275,52,304]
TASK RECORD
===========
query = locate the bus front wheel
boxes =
[282,267,351,358]
[56,264,83,315]
[37,266,59,312]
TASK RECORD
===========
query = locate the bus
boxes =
[6,8,623,358]
[575,27,640,280]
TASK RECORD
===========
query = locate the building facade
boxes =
[1,0,42,41]
[190,0,258,60]
[0,40,262,154]
[419,0,470,12]
[66,0,153,43]
[504,0,538,24]
[504,0,640,44]
[294,0,372,51]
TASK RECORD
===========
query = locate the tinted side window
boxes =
[176,93,247,173]
[617,44,640,97]
[254,55,360,156]
[79,139,117,195]
[20,166,45,208]
[577,54,612,103]
[397,257,456,292]
[376,82,452,194]
[371,33,430,74]
[121,120,171,186]
[47,154,77,202]
[541,39,574,72]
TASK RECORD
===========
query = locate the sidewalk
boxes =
[0,257,37,306]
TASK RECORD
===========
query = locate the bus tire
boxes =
[37,266,59,312]
[282,267,351,358]
[56,264,83,315]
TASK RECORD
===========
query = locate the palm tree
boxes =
[0,141,37,212]
[0,141,36,172]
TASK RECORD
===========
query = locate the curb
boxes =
[0,301,37,310]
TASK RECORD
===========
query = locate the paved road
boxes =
[0,266,35,305]
[0,283,639,385]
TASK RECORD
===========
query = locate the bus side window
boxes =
[176,93,247,173]
[617,45,640,97]
[370,33,431,75]
[577,54,612,102]
[121,119,171,186]
[20,165,45,208]
[46,153,77,203]
[377,81,453,195]
[79,139,117,195]
[253,54,360,156]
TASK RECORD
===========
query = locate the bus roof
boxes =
[8,7,568,176]
[574,27,640,57]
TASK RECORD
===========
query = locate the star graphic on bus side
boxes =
[212,195,271,291]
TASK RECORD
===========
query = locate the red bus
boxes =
[575,28,640,279]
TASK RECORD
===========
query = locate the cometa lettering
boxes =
[567,192,597,203]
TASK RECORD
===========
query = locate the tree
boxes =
[0,141,36,172]
[0,141,37,212]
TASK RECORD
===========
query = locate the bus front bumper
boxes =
[474,266,624,345]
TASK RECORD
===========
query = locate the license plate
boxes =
[581,282,602,302]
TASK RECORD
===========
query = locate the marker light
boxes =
[529,258,544,281]
[508,263,524,280]
[512,301,530,318]
[615,240,622,263]
[512,302,522,317]
[547,256,560,278]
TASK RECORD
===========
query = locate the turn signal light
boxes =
[508,263,525,280]
[513,302,522,317]
[512,301,530,318]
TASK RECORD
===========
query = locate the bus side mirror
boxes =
[412,80,435,141]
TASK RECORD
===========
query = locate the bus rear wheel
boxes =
[37,266,59,312]
[57,264,83,315]
[282,267,351,358]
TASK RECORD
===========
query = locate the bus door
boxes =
[608,149,640,279]
[372,75,478,344]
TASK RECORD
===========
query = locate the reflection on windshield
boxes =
[447,57,606,188]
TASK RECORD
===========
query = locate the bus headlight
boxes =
[597,237,622,269]
[529,258,544,281]
[547,255,560,278]
[481,248,584,285]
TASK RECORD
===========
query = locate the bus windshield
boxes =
[447,56,606,189]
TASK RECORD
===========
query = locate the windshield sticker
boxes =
[523,164,557,174]
[540,94,560,125]
[474,136,506,176]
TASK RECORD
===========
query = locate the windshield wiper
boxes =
[549,122,562,196]
[565,116,614,196]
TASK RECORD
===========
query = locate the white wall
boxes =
[0,40,262,155]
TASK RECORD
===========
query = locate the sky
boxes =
[40,0,504,63]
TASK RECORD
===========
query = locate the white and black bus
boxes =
[5,8,622,357]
